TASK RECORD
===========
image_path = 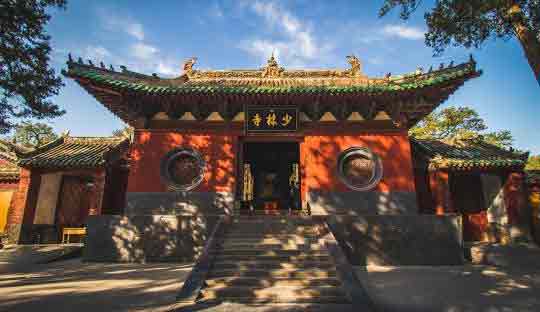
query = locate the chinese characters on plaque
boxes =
[246,106,298,133]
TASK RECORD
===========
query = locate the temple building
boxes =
[1,54,531,266]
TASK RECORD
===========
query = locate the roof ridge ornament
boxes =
[183,57,197,76]
[262,53,284,78]
[346,55,362,77]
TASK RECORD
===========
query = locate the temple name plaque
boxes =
[245,106,298,133]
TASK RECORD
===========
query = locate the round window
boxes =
[160,148,205,191]
[337,147,382,191]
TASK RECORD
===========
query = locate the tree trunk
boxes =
[508,4,540,86]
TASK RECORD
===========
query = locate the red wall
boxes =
[300,133,416,196]
[127,131,237,193]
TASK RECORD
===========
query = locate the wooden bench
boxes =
[62,227,86,244]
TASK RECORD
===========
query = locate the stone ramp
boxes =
[177,216,374,310]
[0,244,82,265]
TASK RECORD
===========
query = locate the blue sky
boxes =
[42,0,539,154]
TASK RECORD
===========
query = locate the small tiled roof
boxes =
[0,140,29,181]
[0,160,19,182]
[18,136,129,169]
[411,138,527,171]
[527,170,540,185]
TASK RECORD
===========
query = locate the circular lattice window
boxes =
[337,147,383,191]
[160,148,205,191]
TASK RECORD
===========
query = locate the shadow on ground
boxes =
[0,259,193,312]
[357,265,540,312]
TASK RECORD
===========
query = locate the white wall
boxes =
[33,173,63,225]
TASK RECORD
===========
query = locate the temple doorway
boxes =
[243,142,300,212]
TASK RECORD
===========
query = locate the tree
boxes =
[379,1,540,86]
[0,0,67,134]
[409,106,514,148]
[526,155,540,170]
[10,121,58,148]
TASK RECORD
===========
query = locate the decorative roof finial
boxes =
[68,53,73,63]
[120,65,127,72]
[109,64,114,71]
[262,53,283,78]
[77,57,83,64]
[346,55,362,76]
[100,62,105,69]
[469,53,476,64]
[88,59,94,66]
[183,57,197,76]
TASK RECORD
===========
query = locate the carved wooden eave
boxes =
[63,54,481,129]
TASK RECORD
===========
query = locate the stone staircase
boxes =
[196,216,351,304]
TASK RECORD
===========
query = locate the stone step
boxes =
[205,277,342,288]
[212,249,328,257]
[220,237,317,245]
[231,217,317,224]
[218,243,324,251]
[227,228,319,234]
[207,268,338,279]
[197,296,350,304]
[213,254,331,262]
[199,285,348,303]
[223,231,319,241]
[212,260,335,271]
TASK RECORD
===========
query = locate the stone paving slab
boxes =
[358,265,540,312]
[0,259,193,312]
[2,257,540,311]
[0,244,82,266]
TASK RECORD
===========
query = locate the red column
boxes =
[88,168,106,216]
[6,168,40,243]
[429,170,454,215]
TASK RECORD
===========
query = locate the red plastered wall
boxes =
[300,133,416,196]
[127,131,237,193]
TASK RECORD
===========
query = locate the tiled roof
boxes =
[411,138,527,171]
[0,140,28,181]
[527,170,540,185]
[63,56,480,95]
[0,159,19,182]
[18,136,129,169]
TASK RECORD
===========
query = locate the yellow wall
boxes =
[0,191,14,233]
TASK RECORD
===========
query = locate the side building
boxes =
[4,134,129,244]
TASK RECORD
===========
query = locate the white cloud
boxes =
[131,43,158,60]
[156,62,177,76]
[239,0,331,67]
[382,25,425,40]
[125,23,145,40]
[99,10,145,40]
[84,46,111,60]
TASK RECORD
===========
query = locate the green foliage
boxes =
[0,0,67,134]
[9,121,58,148]
[379,1,540,85]
[409,106,514,148]
[379,0,539,53]
[526,155,540,170]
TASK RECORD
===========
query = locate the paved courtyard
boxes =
[1,255,540,312]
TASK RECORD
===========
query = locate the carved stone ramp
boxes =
[176,216,375,311]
